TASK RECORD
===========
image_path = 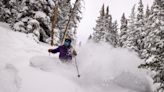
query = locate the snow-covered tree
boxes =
[145,5,151,18]
[124,0,145,57]
[0,0,83,45]
[156,0,164,9]
[92,4,106,42]
[64,0,83,45]
[106,20,118,47]
[92,5,118,47]
[140,5,151,59]
[104,6,112,32]
[105,6,117,46]
[125,4,137,48]
[135,0,146,58]
[57,0,72,43]
[10,0,57,43]
[119,13,128,47]
[57,0,83,45]
[139,0,164,91]
[137,0,144,21]
[0,0,20,23]
[113,21,119,46]
[0,1,3,21]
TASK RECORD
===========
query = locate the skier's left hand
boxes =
[48,49,53,53]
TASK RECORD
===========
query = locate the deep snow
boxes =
[0,22,153,92]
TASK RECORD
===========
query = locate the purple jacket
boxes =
[51,45,72,60]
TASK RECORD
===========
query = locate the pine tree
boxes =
[125,4,137,48]
[111,20,119,47]
[0,0,21,23]
[92,4,106,42]
[139,0,164,91]
[58,0,82,45]
[119,13,128,47]
[0,0,83,45]
[145,5,151,18]
[104,7,115,45]
[92,5,118,47]
[104,6,116,46]
[66,0,83,45]
[135,0,144,51]
[135,0,146,58]
[125,0,145,57]
[156,0,164,9]
[11,0,57,43]
[58,0,72,43]
[0,1,3,21]
[141,5,151,59]
[137,0,144,21]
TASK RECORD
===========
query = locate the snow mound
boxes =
[0,22,10,29]
[30,56,61,71]
[0,64,21,92]
[30,56,76,77]
[113,71,152,92]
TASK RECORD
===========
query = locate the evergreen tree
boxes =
[105,6,116,46]
[125,0,145,57]
[125,4,137,48]
[58,0,72,43]
[111,20,119,47]
[0,1,3,21]
[141,5,151,59]
[104,6,111,31]
[135,0,145,58]
[92,5,118,47]
[119,13,128,47]
[0,0,21,23]
[66,0,83,45]
[139,0,164,91]
[51,0,82,45]
[0,0,83,45]
[92,4,106,42]
[156,0,164,9]
[145,5,151,18]
[137,0,144,21]
[11,0,57,43]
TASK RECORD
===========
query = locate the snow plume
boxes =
[76,41,153,92]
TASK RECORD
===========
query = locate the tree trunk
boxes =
[51,5,59,46]
[61,0,79,44]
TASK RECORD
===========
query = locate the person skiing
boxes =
[48,38,77,62]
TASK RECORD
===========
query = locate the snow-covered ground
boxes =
[0,22,153,92]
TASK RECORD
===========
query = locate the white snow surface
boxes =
[0,22,153,92]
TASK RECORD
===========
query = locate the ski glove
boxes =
[72,50,77,56]
[48,49,53,52]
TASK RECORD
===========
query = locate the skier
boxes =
[48,38,77,62]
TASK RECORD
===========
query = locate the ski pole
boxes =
[74,57,80,78]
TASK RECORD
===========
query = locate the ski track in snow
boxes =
[0,23,153,92]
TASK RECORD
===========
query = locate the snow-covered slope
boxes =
[0,23,21,92]
[0,23,153,92]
